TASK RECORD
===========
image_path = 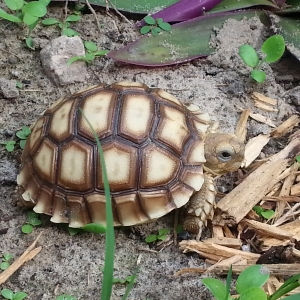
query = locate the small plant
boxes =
[0,254,13,270]
[42,14,81,37]
[202,264,300,300]
[0,0,50,48]
[1,289,27,300]
[145,228,170,243]
[1,126,31,152]
[67,41,109,65]
[238,34,285,83]
[56,295,77,300]
[140,16,171,36]
[67,223,106,236]
[253,206,275,219]
[21,211,42,234]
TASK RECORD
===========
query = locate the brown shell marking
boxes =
[17,82,210,227]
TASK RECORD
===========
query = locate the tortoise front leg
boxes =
[183,173,217,240]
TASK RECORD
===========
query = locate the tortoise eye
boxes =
[217,149,234,162]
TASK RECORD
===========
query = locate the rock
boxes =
[287,86,300,106]
[0,77,19,99]
[40,36,87,86]
[0,159,18,185]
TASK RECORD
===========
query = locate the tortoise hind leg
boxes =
[183,173,216,240]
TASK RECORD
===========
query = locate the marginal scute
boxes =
[185,140,206,165]
[78,91,117,140]
[139,190,175,219]
[119,93,154,143]
[98,142,138,192]
[111,81,147,91]
[67,195,90,228]
[49,100,76,142]
[114,193,149,226]
[154,88,182,106]
[170,183,194,208]
[58,139,93,191]
[33,186,53,215]
[181,168,204,191]
[141,144,180,188]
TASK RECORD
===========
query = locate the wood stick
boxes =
[0,233,42,285]
[213,134,300,226]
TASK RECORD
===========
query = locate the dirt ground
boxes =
[1,3,300,300]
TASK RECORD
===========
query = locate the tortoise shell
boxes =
[17,82,212,228]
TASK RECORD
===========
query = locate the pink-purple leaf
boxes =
[108,10,268,66]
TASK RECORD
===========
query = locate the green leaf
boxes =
[296,155,300,163]
[29,218,42,226]
[4,141,16,152]
[21,224,33,234]
[27,211,39,220]
[3,253,13,261]
[80,223,106,234]
[0,9,22,23]
[270,16,300,61]
[66,15,81,22]
[22,13,38,26]
[261,210,275,219]
[4,0,24,10]
[202,278,227,300]
[0,262,10,270]
[157,234,167,241]
[85,53,95,61]
[251,70,266,83]
[144,16,155,25]
[140,25,151,34]
[19,139,27,149]
[158,228,170,235]
[67,227,81,236]
[84,41,98,52]
[159,21,171,31]
[22,1,47,17]
[151,27,162,36]
[94,50,109,56]
[21,126,31,135]
[238,44,259,68]
[13,292,28,300]
[1,289,14,299]
[62,28,79,37]
[67,56,84,65]
[236,265,269,293]
[253,206,263,215]
[42,18,59,25]
[261,35,285,63]
[239,287,267,300]
[145,234,157,243]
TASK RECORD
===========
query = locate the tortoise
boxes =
[17,81,245,237]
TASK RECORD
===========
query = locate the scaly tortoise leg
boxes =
[183,173,217,240]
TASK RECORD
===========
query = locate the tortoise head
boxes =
[204,133,245,174]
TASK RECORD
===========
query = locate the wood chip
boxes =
[213,134,300,226]
[241,134,270,168]
[241,219,291,239]
[291,182,300,196]
[235,109,250,142]
[0,233,42,285]
[203,237,242,249]
[252,92,278,112]
[179,240,260,264]
[252,92,278,106]
[271,115,300,139]
[249,113,277,127]
[212,225,224,238]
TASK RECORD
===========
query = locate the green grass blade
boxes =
[121,267,139,300]
[78,108,114,300]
